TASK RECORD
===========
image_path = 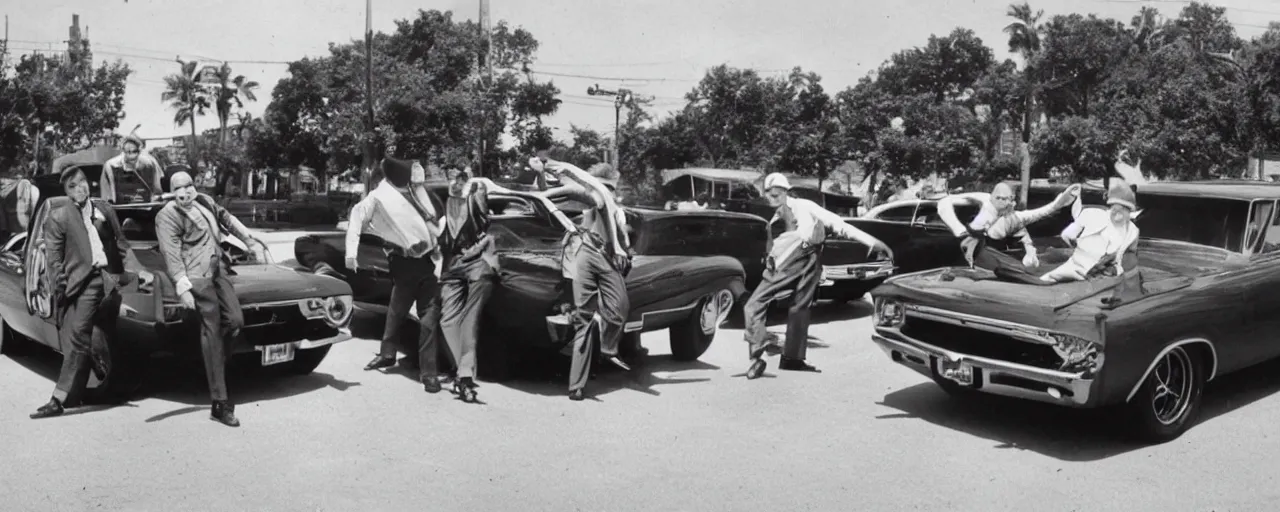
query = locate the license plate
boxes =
[261,343,296,366]
[938,358,975,386]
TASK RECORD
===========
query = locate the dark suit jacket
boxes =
[154,193,255,285]
[44,197,130,306]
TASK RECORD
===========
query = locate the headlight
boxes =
[322,295,353,327]
[874,297,905,328]
[1050,333,1104,375]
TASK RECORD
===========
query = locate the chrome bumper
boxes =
[255,328,352,352]
[872,328,1094,407]
[820,262,894,287]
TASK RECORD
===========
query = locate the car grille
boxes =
[900,318,1062,370]
[241,305,306,327]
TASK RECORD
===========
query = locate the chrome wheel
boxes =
[1150,347,1194,426]
[699,289,734,335]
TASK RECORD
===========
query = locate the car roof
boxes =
[626,207,765,223]
[1130,180,1280,201]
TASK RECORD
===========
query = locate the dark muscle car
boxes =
[869,180,1280,442]
[852,182,1110,275]
[292,185,748,381]
[0,186,356,403]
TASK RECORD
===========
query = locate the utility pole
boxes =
[586,84,652,171]
[476,0,491,177]
[363,0,375,192]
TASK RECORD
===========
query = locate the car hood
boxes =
[130,247,352,302]
[872,239,1228,335]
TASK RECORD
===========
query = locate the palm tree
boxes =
[161,59,212,166]
[1004,1,1043,204]
[211,63,260,145]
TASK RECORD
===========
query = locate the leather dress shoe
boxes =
[745,359,767,380]
[210,401,240,427]
[363,355,397,371]
[605,355,631,372]
[455,378,478,403]
[779,357,821,373]
[568,389,585,401]
[30,398,65,419]
[423,378,442,394]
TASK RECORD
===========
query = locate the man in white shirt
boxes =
[344,157,448,393]
[744,174,892,380]
[101,135,165,203]
[1041,180,1140,283]
[936,183,1079,284]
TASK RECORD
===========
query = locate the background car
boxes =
[293,185,747,381]
[869,180,1277,443]
[0,192,356,404]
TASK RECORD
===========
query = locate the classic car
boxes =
[869,180,1280,442]
[852,182,1110,275]
[0,163,356,404]
[293,184,748,381]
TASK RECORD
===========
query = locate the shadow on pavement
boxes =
[495,355,717,400]
[875,356,1280,462]
[722,300,872,330]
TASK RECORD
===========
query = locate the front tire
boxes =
[1124,345,1205,443]
[669,289,734,361]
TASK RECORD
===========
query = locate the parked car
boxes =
[293,186,748,381]
[868,180,1280,442]
[0,193,356,403]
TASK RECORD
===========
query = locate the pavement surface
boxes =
[1,233,1279,511]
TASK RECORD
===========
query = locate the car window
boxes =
[490,213,565,253]
[489,196,534,216]
[1255,201,1280,254]
[872,204,916,223]
[644,219,715,256]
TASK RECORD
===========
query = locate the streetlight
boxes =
[587,84,648,171]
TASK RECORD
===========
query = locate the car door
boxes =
[12,200,57,347]
[1240,200,1280,362]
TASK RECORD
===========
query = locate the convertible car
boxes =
[869,180,1280,442]
[0,165,356,403]
[292,185,748,381]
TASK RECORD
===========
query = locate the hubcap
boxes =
[699,289,734,335]
[1150,347,1194,425]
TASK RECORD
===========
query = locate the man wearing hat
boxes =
[436,165,497,403]
[154,171,267,427]
[1040,180,1140,283]
[0,163,40,244]
[101,134,165,203]
[936,182,1081,284]
[543,160,634,401]
[345,157,448,394]
[744,173,892,379]
[29,167,133,419]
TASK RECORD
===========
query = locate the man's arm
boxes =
[101,203,131,268]
[44,210,68,300]
[210,201,258,247]
[154,205,193,296]
[937,193,989,237]
[144,154,164,194]
[344,197,374,261]
[809,201,883,250]
[545,161,608,208]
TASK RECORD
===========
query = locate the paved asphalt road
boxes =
[2,233,1279,511]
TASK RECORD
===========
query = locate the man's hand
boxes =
[1053,184,1083,209]
[179,290,196,310]
[867,241,893,262]
[345,257,359,271]
[960,237,980,267]
[1022,248,1040,268]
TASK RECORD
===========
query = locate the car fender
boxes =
[1124,337,1220,403]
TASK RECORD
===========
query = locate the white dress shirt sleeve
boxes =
[345,197,374,261]
[808,200,881,249]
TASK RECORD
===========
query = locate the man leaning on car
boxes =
[155,171,267,428]
[30,167,132,420]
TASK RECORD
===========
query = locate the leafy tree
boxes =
[1037,14,1130,117]
[161,59,213,164]
[876,28,996,103]
[209,63,260,145]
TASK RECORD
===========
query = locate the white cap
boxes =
[763,173,792,191]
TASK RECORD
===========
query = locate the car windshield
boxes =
[1133,194,1248,252]
[115,205,165,244]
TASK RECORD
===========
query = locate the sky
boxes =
[4,0,1279,150]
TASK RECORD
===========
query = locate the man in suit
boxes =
[155,171,266,427]
[30,167,132,419]
[101,134,165,204]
